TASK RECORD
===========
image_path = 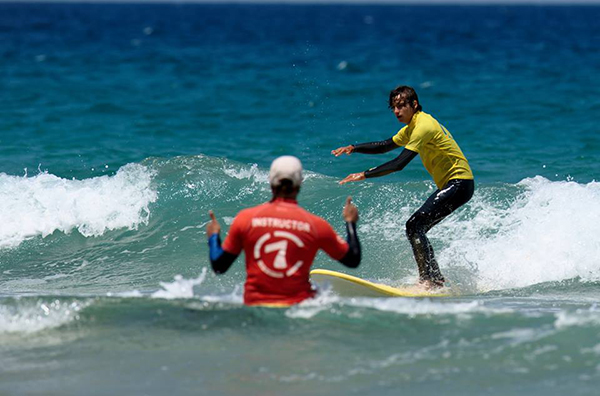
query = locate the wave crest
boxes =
[0,163,157,248]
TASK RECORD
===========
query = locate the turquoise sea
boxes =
[1,3,600,395]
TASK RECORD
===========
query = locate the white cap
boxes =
[269,156,303,187]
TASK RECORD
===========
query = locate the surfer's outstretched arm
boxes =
[338,147,416,185]
[207,211,238,274]
[338,196,361,268]
[331,137,399,157]
[352,138,400,154]
[363,148,417,179]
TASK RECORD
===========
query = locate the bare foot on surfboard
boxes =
[419,279,445,290]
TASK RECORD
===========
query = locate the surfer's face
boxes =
[392,99,417,124]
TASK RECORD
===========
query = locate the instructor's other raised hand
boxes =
[331,145,354,157]
[206,210,221,238]
[342,196,359,223]
[339,172,366,185]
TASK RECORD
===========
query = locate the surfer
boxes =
[332,85,474,288]
[206,155,361,306]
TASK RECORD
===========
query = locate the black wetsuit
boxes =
[405,179,474,284]
[353,139,474,285]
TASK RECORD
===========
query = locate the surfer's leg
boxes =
[405,179,474,285]
[406,204,443,284]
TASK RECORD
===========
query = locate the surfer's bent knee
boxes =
[405,214,426,240]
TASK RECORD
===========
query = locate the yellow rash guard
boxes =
[392,111,473,189]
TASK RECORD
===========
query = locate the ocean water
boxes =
[1,3,600,395]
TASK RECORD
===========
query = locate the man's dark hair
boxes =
[388,85,422,112]
[272,179,298,196]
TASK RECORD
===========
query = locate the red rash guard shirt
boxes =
[222,198,349,306]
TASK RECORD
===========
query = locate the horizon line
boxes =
[2,0,600,4]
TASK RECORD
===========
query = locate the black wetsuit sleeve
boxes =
[352,138,399,154]
[208,234,238,274]
[211,251,237,274]
[339,222,361,268]
[364,148,418,179]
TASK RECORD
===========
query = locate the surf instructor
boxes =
[332,85,474,288]
[207,155,361,306]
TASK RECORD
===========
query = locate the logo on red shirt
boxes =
[254,231,305,278]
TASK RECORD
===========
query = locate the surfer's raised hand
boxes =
[339,172,366,185]
[343,196,359,223]
[331,145,354,157]
[206,210,221,238]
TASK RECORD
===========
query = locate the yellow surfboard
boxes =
[310,269,451,298]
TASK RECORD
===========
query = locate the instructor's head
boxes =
[269,155,303,198]
[389,86,422,124]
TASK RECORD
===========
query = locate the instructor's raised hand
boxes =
[206,210,221,238]
[331,145,354,157]
[342,196,359,223]
[339,172,366,185]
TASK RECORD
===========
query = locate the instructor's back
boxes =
[207,156,361,306]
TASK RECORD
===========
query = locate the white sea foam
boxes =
[223,163,269,183]
[0,299,88,334]
[348,298,499,316]
[151,268,208,299]
[438,176,600,291]
[0,163,157,248]
[286,292,504,319]
[285,288,341,319]
[554,306,600,329]
[198,285,244,306]
[107,290,143,298]
[222,162,318,185]
[337,60,348,71]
